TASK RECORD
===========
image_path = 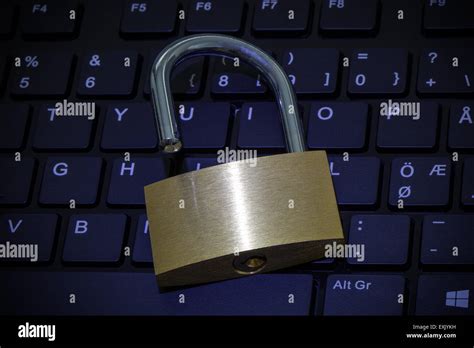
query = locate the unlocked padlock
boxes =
[145,34,344,287]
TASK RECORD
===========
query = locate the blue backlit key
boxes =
[389,158,451,208]
[307,102,368,149]
[132,214,152,264]
[0,104,29,149]
[107,158,168,205]
[182,157,219,173]
[462,158,474,206]
[63,214,126,263]
[448,103,474,149]
[0,158,35,206]
[421,215,474,265]
[324,274,405,315]
[101,103,157,150]
[39,157,102,205]
[0,214,57,262]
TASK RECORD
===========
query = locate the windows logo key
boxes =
[445,290,470,309]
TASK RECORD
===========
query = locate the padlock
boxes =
[145,34,344,287]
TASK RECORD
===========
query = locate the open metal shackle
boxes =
[150,34,305,154]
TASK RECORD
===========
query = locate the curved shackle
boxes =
[150,34,305,153]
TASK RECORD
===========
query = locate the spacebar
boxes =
[0,272,313,315]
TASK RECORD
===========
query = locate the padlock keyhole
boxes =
[233,255,267,275]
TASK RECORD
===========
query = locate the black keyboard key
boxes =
[0,57,6,92]
[0,272,313,315]
[0,158,35,205]
[0,214,57,262]
[10,53,73,97]
[448,103,474,149]
[145,52,205,96]
[211,57,266,96]
[0,104,29,149]
[421,215,474,265]
[33,104,94,150]
[329,156,381,207]
[107,158,168,205]
[101,103,157,150]
[417,49,474,95]
[423,0,474,34]
[252,0,310,35]
[320,0,379,34]
[348,215,410,265]
[63,214,126,263]
[0,3,15,37]
[280,48,339,95]
[39,157,102,205]
[324,275,405,315]
[462,159,474,206]
[182,157,219,173]
[348,49,408,95]
[238,103,285,150]
[120,0,177,36]
[186,0,244,33]
[377,102,439,149]
[20,0,80,38]
[132,214,152,264]
[416,275,473,315]
[307,102,368,149]
[389,158,451,208]
[178,102,230,149]
[77,51,138,97]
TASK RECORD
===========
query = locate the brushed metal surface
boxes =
[145,151,343,287]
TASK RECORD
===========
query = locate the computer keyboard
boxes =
[0,0,473,316]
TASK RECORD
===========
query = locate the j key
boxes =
[144,52,205,96]
[33,104,94,150]
[39,157,102,205]
[417,49,474,95]
[0,272,312,315]
[328,156,381,207]
[186,0,244,33]
[448,103,474,149]
[320,0,379,34]
[423,0,474,34]
[0,214,57,262]
[421,215,474,265]
[348,215,410,265]
[348,49,408,95]
[377,102,439,149]
[307,102,368,149]
[238,103,285,150]
[280,49,339,95]
[0,3,14,37]
[132,214,152,263]
[10,53,73,96]
[182,157,219,173]
[462,159,474,206]
[0,158,35,205]
[389,158,451,208]
[63,214,126,263]
[120,0,177,36]
[253,0,310,35]
[324,275,405,315]
[211,57,266,96]
[107,158,168,206]
[20,0,79,38]
[178,103,230,149]
[0,104,29,149]
[77,51,138,97]
[416,275,474,315]
[101,103,157,150]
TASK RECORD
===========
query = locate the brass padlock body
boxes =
[145,151,343,287]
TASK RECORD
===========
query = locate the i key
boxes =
[9,53,73,97]
[280,49,339,95]
[348,49,408,95]
[77,51,138,97]
[252,0,310,35]
[417,49,474,95]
